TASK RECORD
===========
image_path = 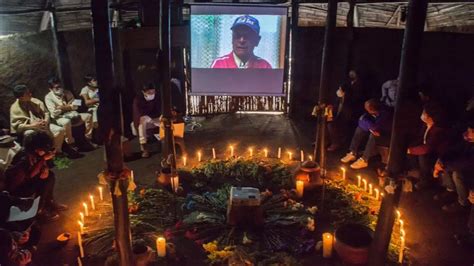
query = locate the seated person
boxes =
[133,83,161,158]
[10,85,80,158]
[408,103,451,190]
[80,74,100,128]
[0,228,32,266]
[0,133,21,171]
[4,131,67,222]
[327,84,355,151]
[44,77,95,150]
[341,99,393,169]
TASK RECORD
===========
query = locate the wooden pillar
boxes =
[345,0,357,73]
[91,1,133,265]
[159,0,178,172]
[314,0,338,171]
[368,0,428,264]
[49,4,72,90]
[288,0,298,116]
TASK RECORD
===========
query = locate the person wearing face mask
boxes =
[407,103,452,190]
[133,83,161,158]
[44,77,95,151]
[327,85,355,151]
[80,74,100,128]
[341,99,393,169]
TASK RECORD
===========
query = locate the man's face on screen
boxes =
[232,26,260,62]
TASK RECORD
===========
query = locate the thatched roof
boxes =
[0,0,473,35]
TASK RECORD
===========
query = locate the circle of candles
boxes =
[340,167,346,180]
[77,231,85,258]
[78,221,84,234]
[357,175,361,187]
[300,150,304,162]
[264,148,268,158]
[98,186,103,201]
[197,151,202,162]
[368,184,373,195]
[296,180,304,198]
[322,233,334,258]
[248,147,253,157]
[82,202,89,216]
[374,188,380,200]
[288,151,293,161]
[156,237,166,257]
[79,212,84,224]
[89,195,95,210]
[182,156,187,167]
[277,147,281,159]
[362,179,368,191]
[212,148,216,159]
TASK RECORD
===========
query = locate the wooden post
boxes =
[314,0,338,172]
[91,1,133,265]
[49,3,72,90]
[288,0,298,116]
[159,0,178,173]
[368,0,428,264]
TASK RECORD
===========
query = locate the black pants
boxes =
[10,172,56,212]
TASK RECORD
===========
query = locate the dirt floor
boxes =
[36,114,474,265]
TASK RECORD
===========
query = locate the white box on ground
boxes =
[229,187,261,206]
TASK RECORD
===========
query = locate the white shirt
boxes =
[80,86,100,108]
[233,52,249,69]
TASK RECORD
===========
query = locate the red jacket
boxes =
[210,52,272,69]
[408,126,451,156]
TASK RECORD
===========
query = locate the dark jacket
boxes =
[409,126,452,157]
[333,96,354,123]
[132,94,161,127]
[440,141,474,189]
[358,109,393,136]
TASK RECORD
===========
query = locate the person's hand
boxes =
[11,249,32,266]
[30,120,44,129]
[43,150,55,161]
[17,229,31,245]
[70,104,78,111]
[433,160,444,178]
[39,167,49,179]
[369,130,381,137]
[469,190,474,204]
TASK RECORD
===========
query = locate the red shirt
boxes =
[210,52,272,69]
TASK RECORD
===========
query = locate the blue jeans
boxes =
[441,171,469,206]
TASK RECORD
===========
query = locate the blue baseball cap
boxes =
[231,15,260,35]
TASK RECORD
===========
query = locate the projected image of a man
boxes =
[211,15,272,69]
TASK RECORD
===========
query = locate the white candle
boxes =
[300,150,304,162]
[322,233,334,258]
[156,237,166,257]
[79,212,84,224]
[400,219,404,231]
[89,195,95,210]
[182,156,187,167]
[309,155,313,161]
[369,184,373,195]
[230,145,234,157]
[340,167,346,180]
[398,236,405,263]
[400,228,406,238]
[396,210,402,221]
[357,175,361,187]
[78,221,84,234]
[374,188,380,200]
[197,151,202,162]
[288,151,292,161]
[248,148,253,157]
[83,202,89,216]
[277,147,281,159]
[77,231,84,258]
[362,179,367,191]
[77,257,83,266]
[264,148,268,158]
[212,148,216,159]
[296,180,304,198]
[171,176,179,193]
[98,186,103,201]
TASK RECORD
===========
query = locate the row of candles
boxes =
[180,146,313,166]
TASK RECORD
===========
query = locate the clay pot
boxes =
[334,224,373,266]
[295,161,322,189]
[157,168,171,186]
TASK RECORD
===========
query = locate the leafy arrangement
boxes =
[53,156,72,169]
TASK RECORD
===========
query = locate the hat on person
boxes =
[231,15,260,35]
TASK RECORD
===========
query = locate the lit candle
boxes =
[400,228,406,238]
[78,221,84,234]
[197,151,202,162]
[369,184,373,195]
[357,175,361,187]
[296,180,304,198]
[77,257,83,266]
[396,210,402,221]
[264,148,268,158]
[300,150,304,162]
[171,175,179,193]
[362,179,367,191]
[79,212,84,224]
[340,167,346,180]
[288,151,293,161]
[374,188,380,200]
[229,145,234,157]
[77,231,84,258]
[182,156,187,167]
[322,233,334,258]
[83,202,89,216]
[399,219,404,231]
[309,155,313,161]
[248,147,253,157]
[277,147,281,159]
[212,148,216,159]
[98,186,103,201]
[89,195,95,210]
[398,236,405,263]
[156,237,166,257]
[380,192,384,199]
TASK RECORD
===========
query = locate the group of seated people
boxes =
[325,70,474,247]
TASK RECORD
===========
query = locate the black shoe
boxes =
[63,144,84,159]
[38,211,60,223]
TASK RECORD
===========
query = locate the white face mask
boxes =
[53,88,64,96]
[336,89,344,98]
[420,112,428,123]
[144,93,155,101]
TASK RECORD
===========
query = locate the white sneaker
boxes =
[340,152,357,163]
[350,158,368,169]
